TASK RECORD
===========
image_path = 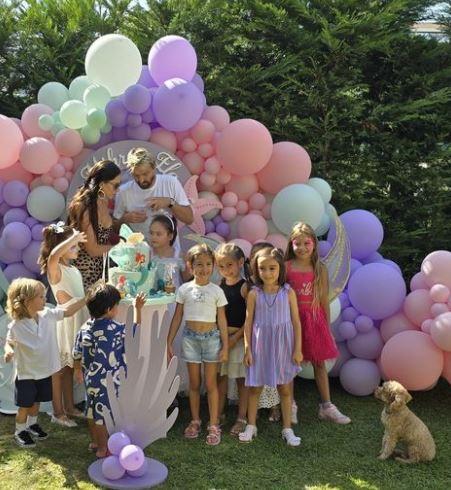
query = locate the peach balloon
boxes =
[381,331,444,391]
[221,206,237,222]
[216,168,231,185]
[21,103,53,138]
[204,156,220,175]
[0,161,33,185]
[41,174,53,185]
[430,312,451,351]
[20,137,59,175]
[249,192,266,210]
[176,150,185,160]
[250,210,263,216]
[421,250,451,289]
[238,214,268,243]
[54,129,84,157]
[410,271,428,291]
[221,192,238,207]
[403,289,434,327]
[230,238,252,257]
[431,303,449,318]
[199,171,215,187]
[181,137,197,153]
[150,128,177,153]
[266,233,288,251]
[198,142,214,158]
[217,119,272,176]
[257,141,311,195]
[190,119,215,144]
[442,351,451,383]
[53,177,69,193]
[183,151,204,175]
[236,200,249,215]
[50,164,65,179]
[59,156,74,171]
[65,171,73,180]
[197,180,224,194]
[175,130,190,146]
[430,284,450,303]
[379,311,418,343]
[224,174,259,201]
[0,115,24,169]
[202,105,230,131]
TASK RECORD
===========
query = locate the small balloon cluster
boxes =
[102,431,148,481]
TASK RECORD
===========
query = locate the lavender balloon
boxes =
[107,431,131,456]
[205,220,215,234]
[355,315,374,333]
[127,114,142,128]
[138,65,158,88]
[3,208,29,225]
[347,328,384,360]
[3,180,29,207]
[191,73,204,92]
[338,321,357,340]
[101,455,125,481]
[4,263,36,281]
[3,222,32,250]
[22,240,42,274]
[119,444,145,471]
[340,358,380,396]
[361,251,383,264]
[0,238,22,264]
[350,258,362,277]
[24,217,38,228]
[216,222,230,238]
[339,291,350,309]
[318,240,332,257]
[105,99,128,128]
[141,107,154,124]
[123,84,152,114]
[381,259,402,275]
[127,123,151,141]
[127,457,149,477]
[112,126,128,141]
[31,223,45,241]
[329,342,352,377]
[342,306,359,322]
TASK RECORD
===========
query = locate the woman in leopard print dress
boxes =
[67,160,121,290]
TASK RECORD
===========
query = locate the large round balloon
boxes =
[257,142,311,194]
[271,184,324,234]
[237,214,268,243]
[20,137,59,174]
[60,100,87,130]
[224,174,259,201]
[0,115,24,169]
[421,250,451,290]
[348,263,406,320]
[85,34,142,96]
[339,358,381,396]
[217,119,272,176]
[379,311,418,343]
[37,82,69,111]
[148,35,197,86]
[21,103,53,138]
[403,289,433,327]
[328,210,384,260]
[54,129,83,157]
[153,78,205,132]
[27,186,65,221]
[381,331,444,391]
[430,312,451,351]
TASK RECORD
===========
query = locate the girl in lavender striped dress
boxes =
[239,248,303,446]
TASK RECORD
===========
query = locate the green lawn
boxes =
[0,378,450,490]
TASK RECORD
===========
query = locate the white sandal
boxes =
[282,428,301,447]
[51,414,77,427]
[239,424,257,443]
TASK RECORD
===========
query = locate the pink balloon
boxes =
[198,143,214,158]
[221,192,238,207]
[421,250,451,289]
[20,137,58,174]
[50,164,65,179]
[217,119,272,176]
[29,177,43,190]
[262,203,272,220]
[0,161,33,185]
[410,271,428,291]
[237,214,268,243]
[430,312,451,351]
[150,128,177,153]
[175,130,190,146]
[236,200,249,215]
[197,180,224,194]
[0,115,24,169]
[21,103,53,138]
[248,192,266,210]
[65,171,73,180]
[202,105,230,131]
[54,129,83,157]
[403,289,434,327]
[11,117,27,138]
[183,151,204,175]
[421,319,433,334]
[199,171,215,187]
[216,168,231,185]
[41,173,54,185]
[381,331,444,391]
[266,233,288,251]
[53,177,69,193]
[181,137,197,153]
[442,351,451,383]
[175,150,185,160]
[221,206,237,222]
[257,141,311,195]
[230,238,252,257]
[430,284,450,303]
[249,209,263,216]
[224,174,259,200]
[380,311,418,343]
[431,302,449,318]
[59,156,74,171]
[204,157,220,175]
[190,119,215,144]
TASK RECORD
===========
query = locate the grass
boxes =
[0,378,450,490]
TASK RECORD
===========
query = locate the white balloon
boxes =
[330,297,341,323]
[27,186,66,222]
[308,177,332,203]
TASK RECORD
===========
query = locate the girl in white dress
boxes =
[38,223,90,427]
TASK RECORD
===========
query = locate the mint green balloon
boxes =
[38,82,69,110]
[81,125,101,145]
[83,84,111,110]
[101,120,112,134]
[69,75,91,100]
[38,114,54,131]
[60,100,87,129]
[87,108,107,129]
[52,111,61,123]
[51,122,65,136]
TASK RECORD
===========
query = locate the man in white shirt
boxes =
[114,147,193,253]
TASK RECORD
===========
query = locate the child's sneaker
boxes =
[318,403,351,424]
[15,430,36,448]
[28,424,48,440]
[291,401,298,425]
[282,428,301,447]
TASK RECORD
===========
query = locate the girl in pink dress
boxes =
[285,222,351,425]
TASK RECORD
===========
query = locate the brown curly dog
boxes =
[374,380,436,463]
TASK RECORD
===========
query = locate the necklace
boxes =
[262,286,280,308]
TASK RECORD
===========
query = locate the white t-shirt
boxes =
[113,174,191,255]
[7,307,65,380]
[176,281,228,323]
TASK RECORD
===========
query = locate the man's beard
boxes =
[137,181,151,189]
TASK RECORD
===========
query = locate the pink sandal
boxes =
[206,424,221,446]
[184,420,201,439]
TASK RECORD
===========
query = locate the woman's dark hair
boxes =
[251,247,286,287]
[67,160,121,242]
[86,281,121,318]
[38,224,73,274]
[150,214,178,246]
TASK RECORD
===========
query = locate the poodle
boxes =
[374,380,436,463]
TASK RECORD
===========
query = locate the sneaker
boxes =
[51,414,77,427]
[318,403,351,424]
[15,430,36,448]
[282,427,301,447]
[291,402,298,425]
[28,424,48,440]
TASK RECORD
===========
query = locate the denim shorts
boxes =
[182,328,221,364]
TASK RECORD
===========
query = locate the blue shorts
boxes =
[15,376,52,408]
[182,328,221,364]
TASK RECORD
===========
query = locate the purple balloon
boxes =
[153,78,206,132]
[318,240,332,257]
[348,263,406,320]
[0,237,22,264]
[0,179,4,205]
[141,107,154,124]
[107,431,131,456]
[105,99,128,128]
[127,114,143,128]
[111,126,128,142]
[4,262,36,281]
[0,202,11,216]
[361,251,383,264]
[339,358,381,396]
[328,210,384,260]
[342,306,359,322]
[191,73,204,92]
[119,444,145,471]
[381,259,402,275]
[127,457,149,478]
[138,65,158,88]
[3,208,29,225]
[329,342,352,377]
[21,240,41,274]
[126,123,151,141]
[338,321,357,340]
[355,315,374,333]
[95,132,113,148]
[339,291,350,309]
[3,180,30,207]
[350,258,362,277]
[123,84,152,114]
[216,222,230,238]
[101,455,125,481]
[347,328,384,360]
[205,220,215,234]
[24,217,38,228]
[31,223,45,241]
[3,222,32,250]
[212,215,223,226]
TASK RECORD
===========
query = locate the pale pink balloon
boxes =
[205,232,225,243]
[249,192,266,210]
[197,180,224,194]
[202,106,230,131]
[421,319,433,334]
[236,200,249,215]
[65,171,73,180]
[0,161,33,185]
[430,284,450,303]
[262,203,272,220]
[59,156,74,171]
[431,303,449,318]
[176,150,185,160]
[257,141,311,195]
[29,177,43,190]
[421,250,451,289]
[181,137,197,153]
[190,119,215,144]
[50,164,65,179]
[217,119,272,176]
[198,143,214,158]
[442,351,451,383]
[230,238,252,257]
[431,312,451,351]
[175,130,190,146]
[199,171,216,186]
[21,103,53,138]
[403,289,434,327]
[266,233,288,251]
[381,331,444,391]
[54,129,83,157]
[221,206,237,222]
[10,117,27,138]
[0,115,24,169]
[238,214,268,243]
[41,173,54,185]
[204,156,220,175]
[250,209,263,216]
[53,177,69,193]
[216,168,231,185]
[410,271,428,291]
[379,311,418,343]
[150,128,177,153]
[221,191,238,207]
[183,152,204,175]
[224,174,259,200]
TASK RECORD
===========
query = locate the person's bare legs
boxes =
[217,374,228,422]
[52,370,65,417]
[62,366,81,416]
[204,362,219,426]
[236,378,248,421]
[277,383,292,429]
[87,418,98,451]
[313,362,330,402]
[186,362,201,422]
[247,386,263,426]
[94,424,109,458]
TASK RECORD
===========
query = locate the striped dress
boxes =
[246,284,300,387]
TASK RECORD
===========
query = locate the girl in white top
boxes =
[38,223,90,427]
[167,244,228,446]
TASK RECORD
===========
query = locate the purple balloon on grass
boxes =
[101,455,125,481]
[339,358,381,396]
[107,431,131,455]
